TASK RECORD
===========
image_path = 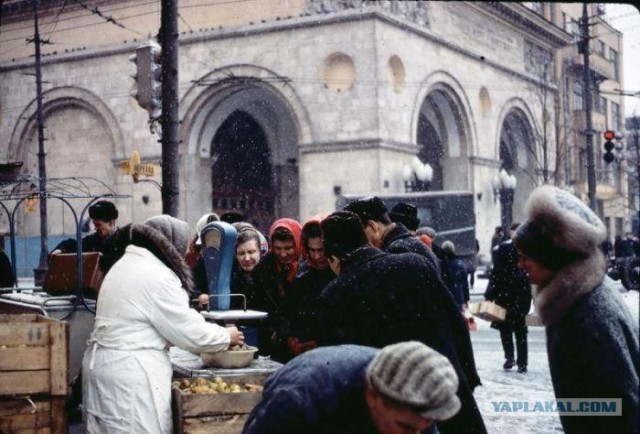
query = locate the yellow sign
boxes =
[24,195,38,213]
[119,151,159,183]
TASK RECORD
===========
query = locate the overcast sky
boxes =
[605,3,640,118]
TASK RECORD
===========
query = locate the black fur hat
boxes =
[88,200,118,221]
[343,196,388,223]
[389,202,420,231]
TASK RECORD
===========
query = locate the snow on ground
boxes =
[470,276,639,433]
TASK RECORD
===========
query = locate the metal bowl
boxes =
[200,346,258,369]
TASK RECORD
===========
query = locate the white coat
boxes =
[82,245,230,433]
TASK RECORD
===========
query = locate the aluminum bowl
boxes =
[200,346,258,369]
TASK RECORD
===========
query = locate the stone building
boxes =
[1,0,575,269]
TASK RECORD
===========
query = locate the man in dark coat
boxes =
[243,342,461,434]
[50,200,122,274]
[485,222,531,372]
[316,211,486,434]
[345,196,441,274]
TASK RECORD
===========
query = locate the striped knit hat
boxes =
[366,341,461,421]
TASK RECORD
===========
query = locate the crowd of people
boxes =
[36,185,639,433]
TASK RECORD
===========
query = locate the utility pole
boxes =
[32,0,49,285]
[581,3,597,212]
[159,0,180,216]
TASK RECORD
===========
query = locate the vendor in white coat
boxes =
[82,215,244,433]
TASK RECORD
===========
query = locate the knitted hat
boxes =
[144,215,191,257]
[366,341,461,421]
[513,185,606,271]
[88,200,118,221]
[343,196,388,223]
[195,212,220,246]
[389,202,420,231]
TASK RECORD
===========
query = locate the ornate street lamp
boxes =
[491,168,517,240]
[403,157,433,192]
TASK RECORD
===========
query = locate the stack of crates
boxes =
[0,314,69,433]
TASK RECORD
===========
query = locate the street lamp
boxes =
[403,157,433,192]
[491,168,517,240]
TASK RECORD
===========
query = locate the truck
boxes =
[336,190,477,270]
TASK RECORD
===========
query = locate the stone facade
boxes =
[0,1,572,256]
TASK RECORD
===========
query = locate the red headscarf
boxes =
[268,218,303,283]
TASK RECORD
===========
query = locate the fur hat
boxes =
[88,200,118,221]
[195,213,220,246]
[514,186,606,270]
[366,341,461,421]
[343,196,388,223]
[389,202,420,231]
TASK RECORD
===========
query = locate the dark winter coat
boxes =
[382,222,442,275]
[441,254,469,309]
[0,250,14,287]
[317,246,486,434]
[246,252,297,362]
[286,261,335,343]
[51,229,124,274]
[536,253,639,434]
[243,345,384,434]
[484,240,531,331]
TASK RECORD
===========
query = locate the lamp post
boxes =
[491,168,517,241]
[402,157,433,192]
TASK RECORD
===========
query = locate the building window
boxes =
[570,19,580,42]
[610,48,619,80]
[596,40,605,57]
[597,96,607,114]
[573,80,584,110]
[562,12,568,31]
[529,2,543,14]
[611,102,620,130]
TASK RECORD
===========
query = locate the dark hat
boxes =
[389,202,420,231]
[321,211,368,259]
[343,196,388,223]
[88,200,118,221]
[366,341,461,421]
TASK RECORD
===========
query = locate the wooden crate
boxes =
[0,315,69,397]
[0,396,67,434]
[172,373,269,434]
[468,301,507,322]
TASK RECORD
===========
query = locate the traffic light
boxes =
[130,40,162,119]
[603,130,615,164]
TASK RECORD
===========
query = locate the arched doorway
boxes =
[181,75,302,233]
[210,110,274,230]
[416,85,471,191]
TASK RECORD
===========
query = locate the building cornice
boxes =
[0,5,560,93]
[473,2,574,48]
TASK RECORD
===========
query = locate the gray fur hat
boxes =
[514,186,606,270]
[366,341,461,421]
[144,215,191,257]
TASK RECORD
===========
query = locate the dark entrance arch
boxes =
[417,112,444,190]
[210,110,274,231]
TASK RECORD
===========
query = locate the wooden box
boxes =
[468,301,507,322]
[525,314,544,327]
[172,373,269,434]
[0,396,67,433]
[0,314,69,397]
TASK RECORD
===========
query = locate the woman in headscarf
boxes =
[82,215,244,433]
